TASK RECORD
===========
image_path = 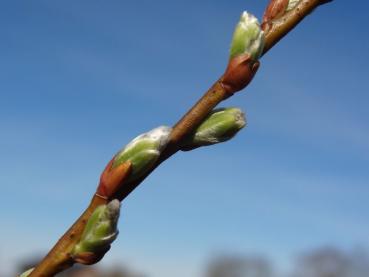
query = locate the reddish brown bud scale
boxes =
[73,246,110,265]
[263,0,289,23]
[96,159,132,200]
[221,54,260,95]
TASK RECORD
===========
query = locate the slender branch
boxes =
[262,0,333,54]
[29,162,131,277]
[113,0,332,202]
[29,195,107,276]
[170,0,332,142]
[28,1,332,276]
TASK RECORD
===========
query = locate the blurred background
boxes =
[1,0,368,276]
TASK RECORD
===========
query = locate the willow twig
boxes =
[28,1,332,276]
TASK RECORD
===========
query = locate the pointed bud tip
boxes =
[143,126,172,151]
[240,11,259,25]
[106,199,121,220]
[230,11,265,61]
[229,107,247,128]
[107,199,120,210]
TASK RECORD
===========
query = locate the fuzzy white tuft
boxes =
[287,0,300,11]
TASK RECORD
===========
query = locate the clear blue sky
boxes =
[1,1,368,276]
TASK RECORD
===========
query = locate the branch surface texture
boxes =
[27,1,333,276]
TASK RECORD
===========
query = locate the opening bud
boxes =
[72,200,121,265]
[182,107,246,151]
[113,126,172,182]
[230,11,265,62]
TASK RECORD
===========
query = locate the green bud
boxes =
[19,268,33,277]
[287,0,300,11]
[113,126,172,182]
[182,107,246,150]
[73,200,120,256]
[230,11,265,61]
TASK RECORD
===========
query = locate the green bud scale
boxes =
[113,126,172,182]
[182,107,246,150]
[229,11,265,61]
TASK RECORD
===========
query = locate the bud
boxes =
[113,126,172,182]
[262,0,299,25]
[19,269,33,277]
[262,0,289,23]
[182,107,246,151]
[72,200,121,265]
[223,12,264,93]
[229,11,265,62]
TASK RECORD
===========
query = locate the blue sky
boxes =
[1,0,369,276]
